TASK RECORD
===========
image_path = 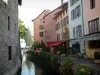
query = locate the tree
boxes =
[18,19,27,39]
[24,28,33,47]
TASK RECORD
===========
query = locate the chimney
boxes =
[61,0,63,5]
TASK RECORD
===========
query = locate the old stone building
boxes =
[0,0,22,75]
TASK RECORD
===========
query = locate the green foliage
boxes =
[60,57,74,75]
[27,51,96,75]
[51,54,58,69]
[24,28,33,47]
[18,19,27,39]
[76,65,95,75]
[94,51,100,59]
[32,41,49,52]
[51,54,58,61]
[61,57,73,65]
[32,41,42,49]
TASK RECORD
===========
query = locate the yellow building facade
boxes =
[54,6,69,41]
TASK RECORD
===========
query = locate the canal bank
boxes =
[21,53,59,75]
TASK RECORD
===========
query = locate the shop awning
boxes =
[45,40,66,47]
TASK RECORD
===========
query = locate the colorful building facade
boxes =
[43,8,62,42]
[54,2,68,41]
[68,0,84,54]
[32,10,49,43]
[83,0,100,58]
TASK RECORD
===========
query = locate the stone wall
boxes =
[0,0,21,75]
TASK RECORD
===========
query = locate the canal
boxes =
[21,53,42,75]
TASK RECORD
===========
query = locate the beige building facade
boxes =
[54,3,69,41]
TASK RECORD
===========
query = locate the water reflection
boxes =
[21,53,35,75]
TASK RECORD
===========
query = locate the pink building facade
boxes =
[84,0,100,35]
[32,10,49,43]
[44,9,61,42]
[83,0,100,58]
[44,3,67,42]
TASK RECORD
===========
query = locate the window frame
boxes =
[90,0,95,9]
[8,46,12,61]
[8,16,10,31]
[88,18,99,34]
[39,32,44,37]
[73,27,75,38]
[57,34,60,41]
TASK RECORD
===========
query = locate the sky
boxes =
[18,0,68,36]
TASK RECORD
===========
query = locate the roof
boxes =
[32,10,49,21]
[18,0,22,5]
[54,3,68,19]
[43,2,68,18]
[53,7,67,19]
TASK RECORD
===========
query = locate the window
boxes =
[78,25,82,37]
[88,18,99,34]
[8,46,12,61]
[63,11,65,16]
[63,17,66,26]
[88,40,100,49]
[4,2,7,9]
[62,32,67,40]
[71,10,73,20]
[70,0,79,6]
[8,16,10,30]
[66,8,68,13]
[76,25,82,37]
[71,5,80,20]
[77,5,80,17]
[58,17,59,21]
[61,20,63,27]
[57,34,60,41]
[39,32,43,37]
[90,0,95,9]
[56,22,60,30]
[76,26,78,38]
[66,16,69,24]
[73,27,75,38]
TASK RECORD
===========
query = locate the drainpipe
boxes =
[81,0,85,52]
[81,0,84,36]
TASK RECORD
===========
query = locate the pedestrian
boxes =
[57,50,61,55]
[50,47,55,55]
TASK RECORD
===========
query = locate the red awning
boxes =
[45,40,66,47]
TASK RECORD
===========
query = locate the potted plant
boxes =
[76,65,95,75]
[60,57,74,75]
[94,51,100,63]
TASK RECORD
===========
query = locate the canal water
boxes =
[21,53,41,75]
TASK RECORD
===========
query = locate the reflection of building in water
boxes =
[21,54,35,75]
